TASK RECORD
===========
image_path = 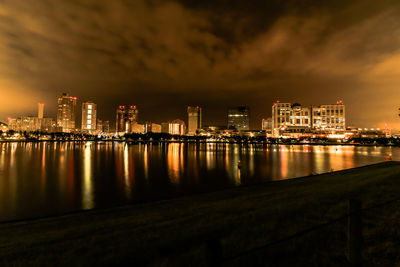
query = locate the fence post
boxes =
[347,199,362,266]
[205,238,222,266]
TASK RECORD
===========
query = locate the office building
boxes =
[169,119,186,135]
[262,118,273,131]
[81,101,97,133]
[57,93,77,133]
[144,122,162,133]
[311,102,345,130]
[116,105,139,133]
[227,106,250,131]
[161,120,186,135]
[272,101,346,137]
[187,106,202,135]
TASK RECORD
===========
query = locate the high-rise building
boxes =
[115,105,139,133]
[227,106,250,131]
[81,101,97,133]
[116,106,126,133]
[187,106,202,135]
[38,103,44,119]
[57,93,77,133]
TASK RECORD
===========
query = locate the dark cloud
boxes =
[0,0,400,129]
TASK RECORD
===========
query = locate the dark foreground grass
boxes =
[1,162,400,266]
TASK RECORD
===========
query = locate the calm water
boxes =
[0,142,398,221]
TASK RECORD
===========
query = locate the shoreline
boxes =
[0,139,399,147]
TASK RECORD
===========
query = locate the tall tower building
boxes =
[81,101,97,133]
[115,105,139,133]
[227,106,250,131]
[126,105,139,133]
[38,103,44,119]
[116,106,126,133]
[57,93,77,133]
[187,106,202,135]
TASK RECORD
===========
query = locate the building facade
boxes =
[115,105,139,133]
[262,118,273,131]
[161,119,186,135]
[311,102,345,130]
[187,106,202,135]
[57,93,77,133]
[144,122,162,133]
[81,101,97,133]
[272,101,346,137]
[227,106,250,131]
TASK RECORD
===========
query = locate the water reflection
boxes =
[82,142,94,209]
[0,143,399,221]
[167,143,183,184]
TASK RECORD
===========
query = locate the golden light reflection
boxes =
[143,144,149,180]
[206,143,216,170]
[167,143,183,184]
[82,142,94,209]
[228,145,241,185]
[279,145,288,178]
[40,143,46,194]
[123,144,133,199]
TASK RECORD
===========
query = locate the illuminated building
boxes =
[312,101,345,130]
[144,122,161,133]
[40,118,56,132]
[8,117,37,131]
[103,120,110,133]
[116,105,139,133]
[57,93,77,132]
[262,118,272,130]
[272,101,346,137]
[116,106,126,133]
[0,122,7,132]
[38,103,44,119]
[132,123,145,133]
[81,101,97,133]
[162,119,186,135]
[227,106,250,131]
[97,119,103,132]
[170,119,186,135]
[187,106,202,135]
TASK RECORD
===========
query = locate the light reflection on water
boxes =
[0,142,398,221]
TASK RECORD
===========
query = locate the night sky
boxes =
[1,0,400,129]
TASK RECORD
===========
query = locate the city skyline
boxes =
[1,1,400,129]
[4,95,354,133]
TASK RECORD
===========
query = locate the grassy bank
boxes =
[1,162,400,266]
